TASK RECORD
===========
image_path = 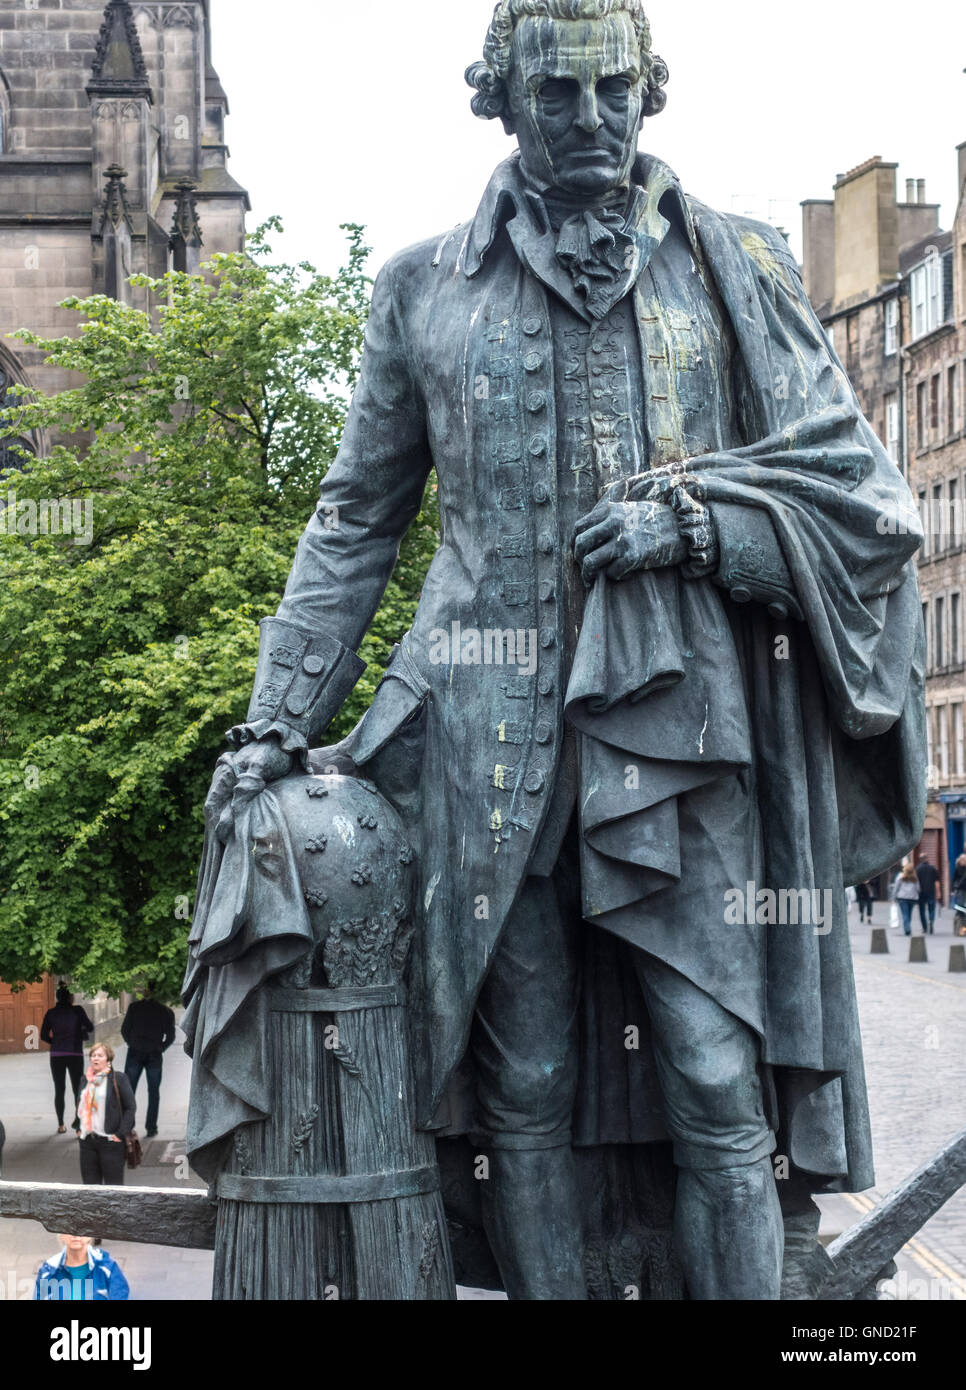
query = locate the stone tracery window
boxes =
[0,366,36,476]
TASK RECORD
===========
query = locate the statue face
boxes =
[506,14,645,200]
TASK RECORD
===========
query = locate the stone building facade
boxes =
[0,0,248,1038]
[803,150,966,896]
[0,0,248,464]
[902,145,966,886]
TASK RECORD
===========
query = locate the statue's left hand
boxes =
[574,500,688,583]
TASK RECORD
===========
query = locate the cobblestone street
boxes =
[816,900,966,1299]
[1,899,964,1300]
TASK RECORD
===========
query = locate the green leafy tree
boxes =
[0,223,439,1000]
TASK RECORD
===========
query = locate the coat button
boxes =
[533,483,551,504]
[538,531,554,554]
[303,655,326,676]
[731,586,752,604]
[529,436,548,456]
[527,391,547,413]
[524,770,545,795]
[524,352,543,372]
[538,675,554,696]
[523,317,542,336]
[539,580,554,602]
[539,628,556,649]
[536,722,554,745]
[768,602,789,620]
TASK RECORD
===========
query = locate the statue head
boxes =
[466,0,668,200]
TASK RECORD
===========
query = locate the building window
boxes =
[911,266,926,339]
[884,298,899,356]
[951,478,960,546]
[933,482,945,550]
[0,366,36,474]
[939,705,950,778]
[935,595,945,667]
[910,254,944,340]
[923,601,929,668]
[846,314,859,371]
[920,490,929,558]
[949,364,959,438]
[955,703,965,778]
[885,392,900,462]
[931,375,941,434]
[917,382,928,450]
[953,592,962,665]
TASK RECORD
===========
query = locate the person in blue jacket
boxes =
[34,1234,129,1300]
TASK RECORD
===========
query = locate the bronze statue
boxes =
[186,0,926,1300]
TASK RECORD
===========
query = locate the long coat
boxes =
[233,155,925,1192]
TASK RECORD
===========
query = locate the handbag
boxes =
[111,1070,143,1170]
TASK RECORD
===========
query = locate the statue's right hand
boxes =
[205,739,295,844]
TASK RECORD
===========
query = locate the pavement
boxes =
[0,901,963,1301]
[0,1025,213,1301]
[816,900,966,1301]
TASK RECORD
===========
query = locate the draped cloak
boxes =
[183,155,926,1196]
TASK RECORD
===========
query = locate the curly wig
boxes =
[466,0,669,126]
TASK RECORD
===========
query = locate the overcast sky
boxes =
[210,0,966,277]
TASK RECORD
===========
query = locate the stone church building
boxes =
[0,0,247,1049]
[0,0,248,470]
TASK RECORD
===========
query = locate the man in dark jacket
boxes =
[121,984,176,1138]
[41,986,94,1133]
[916,858,941,935]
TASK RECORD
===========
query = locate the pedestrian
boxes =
[76,1043,135,1186]
[40,985,94,1134]
[121,982,176,1139]
[892,863,921,937]
[915,858,941,936]
[952,853,966,937]
[34,1234,129,1301]
[854,880,874,924]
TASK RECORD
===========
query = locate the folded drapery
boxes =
[566,560,751,920]
[182,790,314,1182]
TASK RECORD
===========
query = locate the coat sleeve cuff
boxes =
[711,501,803,621]
[228,617,366,753]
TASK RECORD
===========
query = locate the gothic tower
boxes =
[0,0,249,409]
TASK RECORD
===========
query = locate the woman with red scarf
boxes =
[76,1043,135,1185]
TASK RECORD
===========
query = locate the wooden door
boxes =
[0,976,55,1054]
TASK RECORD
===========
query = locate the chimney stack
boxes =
[906,178,916,202]
[917,179,927,204]
[831,157,899,304]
